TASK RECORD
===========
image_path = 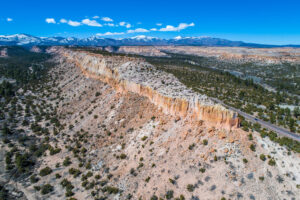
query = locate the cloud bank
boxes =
[45,17,195,37]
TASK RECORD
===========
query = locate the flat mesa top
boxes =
[70,49,215,107]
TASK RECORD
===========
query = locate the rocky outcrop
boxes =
[30,46,42,53]
[117,46,167,57]
[56,48,239,129]
[0,48,8,57]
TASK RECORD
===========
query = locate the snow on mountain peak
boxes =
[129,35,158,41]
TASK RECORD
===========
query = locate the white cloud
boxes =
[82,19,102,27]
[68,20,81,27]
[60,18,67,23]
[45,18,56,24]
[156,23,162,26]
[119,21,131,28]
[127,28,149,33]
[105,23,115,27]
[101,17,113,22]
[150,28,157,31]
[59,19,81,26]
[159,22,195,32]
[6,18,13,22]
[93,16,100,19]
[96,31,125,36]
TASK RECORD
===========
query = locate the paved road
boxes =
[212,98,300,142]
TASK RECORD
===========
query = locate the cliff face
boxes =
[56,48,239,129]
[156,46,300,64]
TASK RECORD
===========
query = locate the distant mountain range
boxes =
[0,34,299,48]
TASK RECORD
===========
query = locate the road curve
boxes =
[212,98,300,142]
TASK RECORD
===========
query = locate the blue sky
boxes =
[1,0,300,44]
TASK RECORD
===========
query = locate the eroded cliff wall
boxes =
[55,48,239,129]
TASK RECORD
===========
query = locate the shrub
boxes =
[150,195,158,200]
[39,167,52,176]
[176,195,185,200]
[187,184,194,192]
[248,134,253,140]
[199,168,206,173]
[60,179,72,188]
[169,178,176,185]
[65,190,74,197]
[214,155,218,161]
[130,168,137,176]
[165,190,174,199]
[203,139,208,145]
[95,174,101,179]
[15,152,35,172]
[188,143,195,150]
[30,174,39,183]
[86,171,93,178]
[34,186,41,191]
[145,176,151,183]
[243,158,248,164]
[138,163,144,169]
[81,180,88,188]
[85,162,92,169]
[41,184,54,195]
[69,168,81,178]
[260,154,266,161]
[259,176,264,181]
[49,147,61,155]
[120,153,127,159]
[268,159,276,166]
[63,157,72,166]
[250,144,256,152]
[55,173,61,179]
[103,186,119,194]
[141,136,148,141]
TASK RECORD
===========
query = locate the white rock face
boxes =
[0,48,8,57]
[55,47,239,129]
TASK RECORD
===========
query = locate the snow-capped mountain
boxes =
[0,34,299,47]
[0,34,41,45]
